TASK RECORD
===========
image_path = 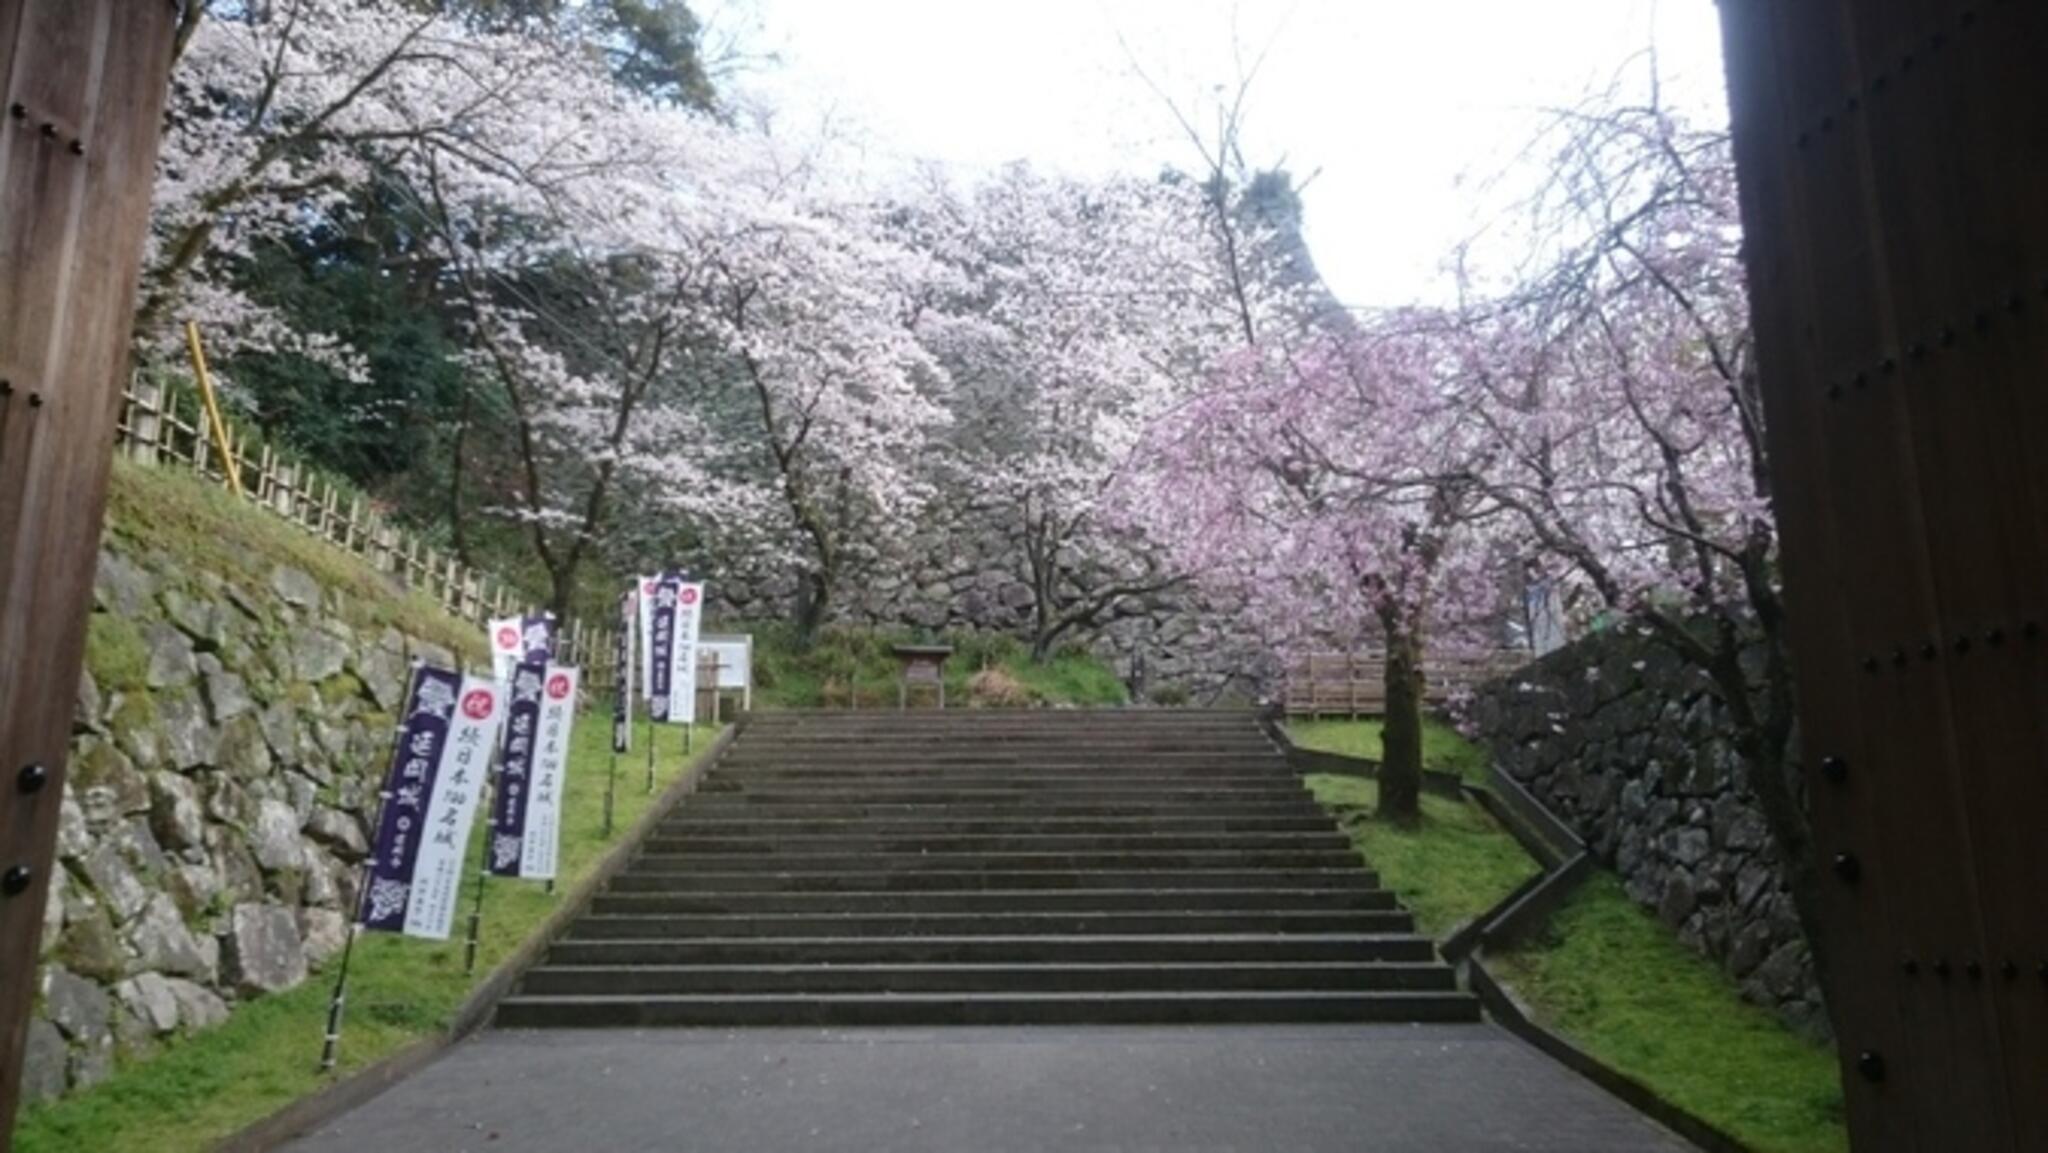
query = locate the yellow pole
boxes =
[183,320,244,497]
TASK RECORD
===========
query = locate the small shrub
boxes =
[1149,683,1190,706]
[965,667,1037,708]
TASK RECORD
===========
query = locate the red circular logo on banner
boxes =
[680,587,699,605]
[547,674,573,700]
[461,689,496,720]
[495,626,518,650]
[642,580,656,594]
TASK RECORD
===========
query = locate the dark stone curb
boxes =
[215,720,745,1153]
[1447,763,1752,1153]
[1468,963,1750,1153]
[1260,707,1751,1153]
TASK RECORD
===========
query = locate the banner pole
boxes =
[321,663,419,1071]
[464,798,493,974]
[646,711,658,794]
[604,744,618,837]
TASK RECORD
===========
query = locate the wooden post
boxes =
[182,322,243,497]
[129,376,161,464]
[0,1,180,1134]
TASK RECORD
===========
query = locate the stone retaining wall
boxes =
[711,510,1268,702]
[1465,628,1826,1037]
[27,541,479,1104]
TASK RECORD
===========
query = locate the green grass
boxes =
[744,622,1126,709]
[1303,774,1540,938]
[1287,717,1491,781]
[15,714,716,1153]
[1488,874,1848,1153]
[103,458,485,661]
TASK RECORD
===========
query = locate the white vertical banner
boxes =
[669,582,703,724]
[519,665,579,879]
[488,617,522,683]
[636,576,659,696]
[403,675,504,940]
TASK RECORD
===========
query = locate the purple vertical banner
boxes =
[647,576,678,722]
[488,614,554,682]
[520,615,555,662]
[360,666,462,933]
[613,589,634,754]
[487,661,547,878]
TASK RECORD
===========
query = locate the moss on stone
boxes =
[84,614,151,696]
[53,907,127,985]
[316,674,367,706]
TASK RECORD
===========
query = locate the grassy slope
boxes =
[1303,773,1540,937]
[102,457,482,659]
[1303,734,1845,1153]
[17,714,713,1153]
[1488,875,1848,1153]
[747,622,1126,709]
[1287,717,1491,780]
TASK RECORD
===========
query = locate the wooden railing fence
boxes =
[1282,648,1530,718]
[115,375,617,688]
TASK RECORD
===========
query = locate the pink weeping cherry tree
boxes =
[1451,77,1827,977]
[1123,316,1502,821]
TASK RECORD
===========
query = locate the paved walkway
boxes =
[282,1024,1691,1152]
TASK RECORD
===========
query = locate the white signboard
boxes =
[403,675,503,940]
[699,633,753,709]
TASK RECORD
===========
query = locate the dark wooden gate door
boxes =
[0,0,178,1141]
[1719,3,2048,1149]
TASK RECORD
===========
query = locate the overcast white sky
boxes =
[726,1,1730,308]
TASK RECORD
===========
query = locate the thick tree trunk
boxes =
[1378,622,1425,824]
[448,383,472,566]
[1030,628,1056,664]
[793,568,831,647]
[545,558,580,623]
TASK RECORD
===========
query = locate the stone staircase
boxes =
[496,709,1476,1027]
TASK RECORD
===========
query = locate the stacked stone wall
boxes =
[27,541,479,1103]
[1467,628,1826,1036]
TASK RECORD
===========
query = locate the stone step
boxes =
[494,989,1480,1028]
[694,785,1314,804]
[637,832,1352,856]
[743,710,1259,725]
[671,799,1331,820]
[541,933,1441,967]
[657,815,1339,836]
[699,781,1306,799]
[562,909,1416,939]
[713,760,1291,775]
[629,848,1365,873]
[589,888,1400,916]
[726,742,1279,757]
[605,869,1384,894]
[517,961,1458,996]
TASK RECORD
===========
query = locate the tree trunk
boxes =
[448,383,472,567]
[546,556,580,623]
[1378,622,1425,824]
[793,568,831,647]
